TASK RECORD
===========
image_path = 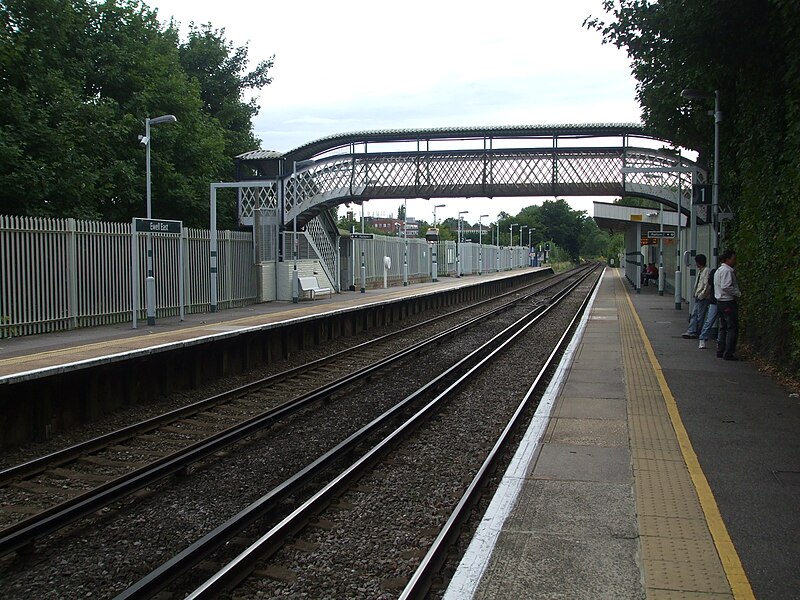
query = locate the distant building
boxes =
[366,216,419,236]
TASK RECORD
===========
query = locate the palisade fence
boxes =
[349,235,530,285]
[0,215,257,338]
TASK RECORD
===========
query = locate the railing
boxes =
[0,215,257,338]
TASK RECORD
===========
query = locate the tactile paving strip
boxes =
[615,273,734,599]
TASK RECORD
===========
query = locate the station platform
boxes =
[0,269,539,381]
[445,268,799,599]
[1,267,797,598]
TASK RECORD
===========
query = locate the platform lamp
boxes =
[140,114,177,325]
[433,204,445,227]
[681,88,721,268]
[479,214,489,275]
[520,226,528,268]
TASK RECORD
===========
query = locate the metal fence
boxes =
[348,235,530,286]
[1,215,256,338]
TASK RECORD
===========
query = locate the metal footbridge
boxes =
[210,124,706,293]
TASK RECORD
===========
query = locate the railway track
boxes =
[108,265,602,599]
[0,266,594,562]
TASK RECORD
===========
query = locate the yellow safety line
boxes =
[620,271,755,599]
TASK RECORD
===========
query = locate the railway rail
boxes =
[109,265,602,599]
[0,266,594,563]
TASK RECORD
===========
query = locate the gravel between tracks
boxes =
[0,271,595,599]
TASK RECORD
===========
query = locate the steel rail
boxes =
[399,266,602,599]
[168,266,599,600]
[0,270,564,486]
[0,269,585,558]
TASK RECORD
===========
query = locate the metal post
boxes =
[658,202,665,295]
[712,90,721,268]
[178,226,185,322]
[403,199,408,286]
[479,214,488,275]
[675,176,682,309]
[689,185,701,317]
[292,162,299,303]
[457,210,468,277]
[131,221,138,329]
[360,250,366,293]
[210,184,218,312]
[432,204,444,282]
[510,224,518,269]
[432,240,438,282]
[144,117,155,325]
[457,216,461,277]
[141,114,176,325]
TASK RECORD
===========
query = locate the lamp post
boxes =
[479,214,489,275]
[457,210,468,277]
[681,88,721,268]
[520,225,528,268]
[433,204,445,227]
[141,114,177,325]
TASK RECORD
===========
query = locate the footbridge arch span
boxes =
[213,124,705,295]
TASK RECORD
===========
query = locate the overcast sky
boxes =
[150,0,641,222]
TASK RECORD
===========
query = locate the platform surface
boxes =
[445,268,799,600]
[0,269,537,380]
[2,266,797,598]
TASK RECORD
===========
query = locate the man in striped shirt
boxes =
[714,250,741,360]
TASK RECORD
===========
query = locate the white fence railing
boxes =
[348,235,530,287]
[1,215,256,338]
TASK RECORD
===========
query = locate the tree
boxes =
[0,0,273,229]
[537,199,586,261]
[586,0,800,375]
[178,22,273,169]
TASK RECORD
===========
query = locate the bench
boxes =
[298,276,332,300]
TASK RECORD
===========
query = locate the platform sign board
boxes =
[351,233,374,239]
[131,217,184,329]
[641,237,657,246]
[647,230,676,239]
[134,218,182,234]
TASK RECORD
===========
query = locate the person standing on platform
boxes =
[714,250,741,360]
[698,266,718,349]
[682,254,711,339]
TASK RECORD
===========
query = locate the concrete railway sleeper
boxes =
[0,267,595,561]
[112,266,600,600]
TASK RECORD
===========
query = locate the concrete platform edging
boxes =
[442,268,604,599]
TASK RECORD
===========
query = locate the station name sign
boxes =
[134,218,182,234]
[351,233,374,239]
[647,230,676,239]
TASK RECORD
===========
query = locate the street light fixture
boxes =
[681,88,721,267]
[520,226,528,268]
[479,214,489,275]
[141,114,177,325]
[433,204,445,227]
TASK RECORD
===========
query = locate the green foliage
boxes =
[587,0,800,377]
[0,0,272,229]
